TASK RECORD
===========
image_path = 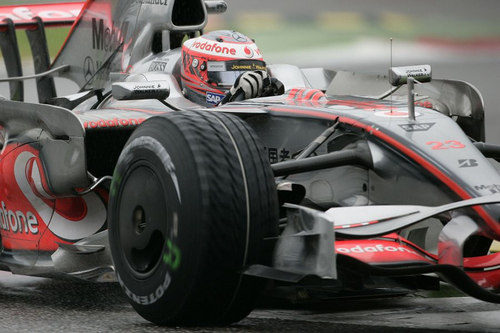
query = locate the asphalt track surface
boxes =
[1,59,500,331]
[2,44,500,333]
[1,270,499,333]
[1,1,500,332]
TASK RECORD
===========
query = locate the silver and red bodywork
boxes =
[0,0,499,296]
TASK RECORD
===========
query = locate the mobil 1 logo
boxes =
[399,123,435,132]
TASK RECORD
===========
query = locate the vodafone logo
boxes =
[192,41,236,56]
[14,151,106,241]
[0,201,39,235]
[186,36,263,60]
[243,46,254,58]
[336,244,419,255]
[0,4,82,24]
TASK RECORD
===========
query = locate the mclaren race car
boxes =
[0,0,500,326]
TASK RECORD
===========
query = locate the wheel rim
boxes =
[117,162,169,279]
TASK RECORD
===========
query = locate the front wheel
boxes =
[108,111,278,325]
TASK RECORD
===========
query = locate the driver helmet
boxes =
[181,30,266,107]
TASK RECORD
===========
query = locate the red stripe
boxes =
[334,219,379,230]
[181,73,201,84]
[184,84,208,95]
[304,89,318,100]
[312,91,324,101]
[295,89,306,100]
[268,106,499,234]
[287,88,300,100]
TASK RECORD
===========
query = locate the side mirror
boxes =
[111,81,170,101]
[389,65,432,86]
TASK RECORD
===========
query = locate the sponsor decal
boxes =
[474,184,500,194]
[243,46,254,58]
[137,0,168,5]
[426,140,465,150]
[14,151,106,241]
[405,68,427,77]
[92,18,129,52]
[264,147,291,163]
[117,272,171,305]
[0,201,38,235]
[192,40,236,56]
[232,32,248,42]
[148,60,168,72]
[83,56,95,81]
[163,240,181,270]
[206,91,224,105]
[0,3,82,25]
[415,100,434,109]
[133,83,163,90]
[191,58,199,68]
[83,118,146,129]
[399,122,435,132]
[458,159,478,168]
[207,61,226,72]
[229,63,266,71]
[336,244,419,255]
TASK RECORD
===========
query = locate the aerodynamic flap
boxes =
[328,194,500,238]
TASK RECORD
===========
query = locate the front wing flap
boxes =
[245,197,500,303]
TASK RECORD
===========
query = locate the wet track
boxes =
[1,270,499,332]
[2,1,500,331]
[2,42,500,333]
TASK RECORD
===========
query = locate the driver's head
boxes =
[181,30,266,107]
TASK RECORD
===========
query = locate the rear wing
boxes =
[0,2,84,103]
[0,0,227,103]
[0,2,84,29]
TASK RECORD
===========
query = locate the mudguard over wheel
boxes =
[108,111,278,325]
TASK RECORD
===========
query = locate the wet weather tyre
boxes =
[108,111,278,325]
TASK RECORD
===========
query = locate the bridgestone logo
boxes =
[399,123,434,132]
[117,272,171,305]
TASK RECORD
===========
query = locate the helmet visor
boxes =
[207,60,267,86]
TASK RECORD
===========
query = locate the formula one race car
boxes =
[1,0,500,326]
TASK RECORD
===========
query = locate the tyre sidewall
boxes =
[109,118,206,323]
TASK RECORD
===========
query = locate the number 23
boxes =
[426,140,465,150]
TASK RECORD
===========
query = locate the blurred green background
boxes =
[2,0,500,144]
[2,0,500,63]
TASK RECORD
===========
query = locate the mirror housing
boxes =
[111,81,170,101]
[389,65,432,86]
